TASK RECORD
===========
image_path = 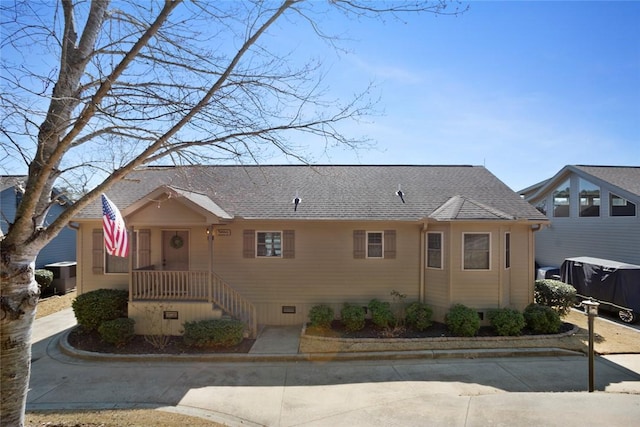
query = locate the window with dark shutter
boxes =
[384,230,396,259]
[353,230,366,259]
[92,229,104,274]
[243,229,256,258]
[283,230,295,259]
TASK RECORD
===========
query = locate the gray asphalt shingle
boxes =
[75,165,547,222]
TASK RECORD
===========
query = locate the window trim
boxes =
[366,231,384,259]
[426,232,443,270]
[462,232,491,271]
[256,230,282,258]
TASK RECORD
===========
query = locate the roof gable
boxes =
[522,165,640,203]
[429,195,515,221]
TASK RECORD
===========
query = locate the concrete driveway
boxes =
[27,310,640,426]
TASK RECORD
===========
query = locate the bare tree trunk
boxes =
[0,249,39,427]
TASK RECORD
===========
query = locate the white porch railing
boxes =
[131,270,257,337]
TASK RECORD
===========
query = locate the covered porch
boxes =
[122,185,256,337]
[129,269,257,337]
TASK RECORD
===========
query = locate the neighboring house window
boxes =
[504,232,511,269]
[243,229,295,258]
[257,231,281,257]
[553,179,570,217]
[426,232,442,269]
[463,233,490,270]
[579,178,600,217]
[535,200,547,216]
[610,193,636,217]
[353,230,396,259]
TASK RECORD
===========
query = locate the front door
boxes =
[162,230,189,270]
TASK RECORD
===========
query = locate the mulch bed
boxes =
[68,320,575,355]
[305,319,575,339]
[67,329,255,355]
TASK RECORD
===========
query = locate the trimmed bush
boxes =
[488,308,526,336]
[340,303,366,332]
[368,299,395,329]
[534,279,576,316]
[445,304,480,337]
[35,269,54,295]
[524,303,562,334]
[308,304,334,329]
[72,289,129,331]
[98,318,135,347]
[405,302,433,331]
[183,319,244,348]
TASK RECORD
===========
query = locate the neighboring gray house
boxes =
[520,165,640,268]
[0,175,77,268]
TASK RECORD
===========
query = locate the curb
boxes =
[58,329,584,363]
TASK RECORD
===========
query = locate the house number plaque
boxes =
[216,229,231,236]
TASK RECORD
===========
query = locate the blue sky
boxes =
[266,0,640,191]
[2,1,638,193]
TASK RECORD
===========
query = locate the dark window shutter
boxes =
[92,229,104,274]
[243,229,255,258]
[138,229,151,267]
[384,230,396,259]
[283,230,295,259]
[353,230,366,259]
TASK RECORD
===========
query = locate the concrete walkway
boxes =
[27,309,640,426]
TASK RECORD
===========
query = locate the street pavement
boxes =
[27,308,640,426]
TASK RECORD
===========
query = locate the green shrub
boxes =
[72,289,129,331]
[488,308,526,336]
[445,304,480,337]
[534,279,576,316]
[35,269,54,295]
[524,303,562,334]
[340,303,365,332]
[182,319,244,348]
[98,318,135,347]
[368,299,395,328]
[405,302,433,331]
[308,304,334,329]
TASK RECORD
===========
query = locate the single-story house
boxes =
[73,165,548,337]
[1,175,77,268]
[519,165,640,269]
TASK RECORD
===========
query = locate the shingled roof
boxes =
[75,165,547,222]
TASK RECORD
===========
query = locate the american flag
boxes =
[101,194,129,258]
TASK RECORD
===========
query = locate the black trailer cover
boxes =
[560,257,640,312]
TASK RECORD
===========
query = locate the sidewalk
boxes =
[28,309,640,426]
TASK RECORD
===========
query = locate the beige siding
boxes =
[424,222,535,322]
[212,220,421,324]
[128,301,222,336]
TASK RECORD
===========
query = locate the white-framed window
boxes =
[553,179,570,217]
[504,232,511,269]
[426,232,443,269]
[610,193,636,217]
[256,231,282,257]
[463,232,491,270]
[366,231,383,258]
[579,178,600,217]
